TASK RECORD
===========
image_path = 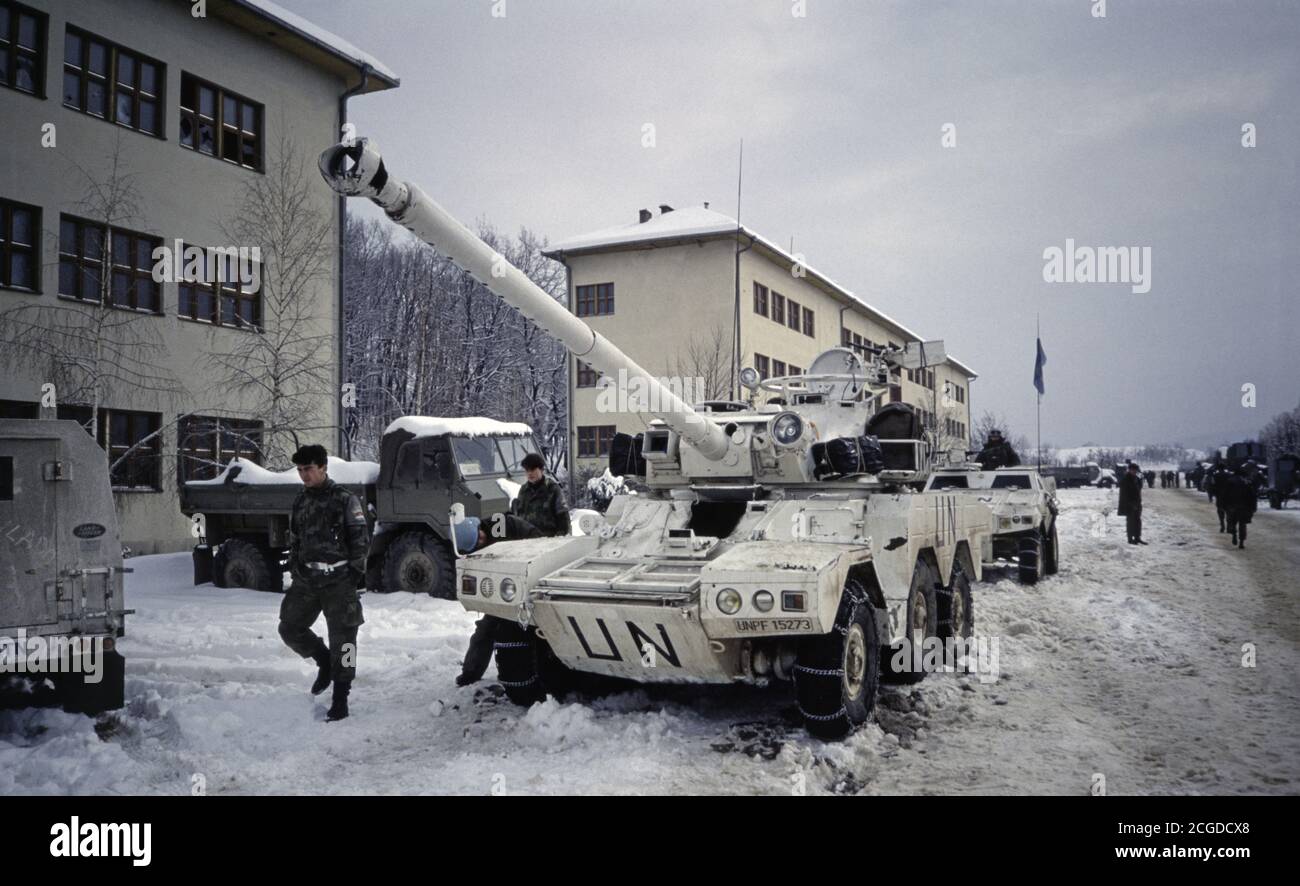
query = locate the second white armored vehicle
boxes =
[319,136,994,738]
[924,465,1060,584]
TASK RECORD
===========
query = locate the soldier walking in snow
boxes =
[1224,466,1258,549]
[278,445,370,722]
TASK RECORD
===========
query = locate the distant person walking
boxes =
[1118,462,1147,545]
[1224,466,1257,549]
[1211,465,1232,532]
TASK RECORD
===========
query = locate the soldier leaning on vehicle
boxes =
[278,445,370,722]
[456,454,569,687]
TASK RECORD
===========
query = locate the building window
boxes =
[177,245,261,328]
[179,73,262,171]
[0,398,38,418]
[770,291,784,325]
[63,27,163,136]
[786,298,801,332]
[576,282,614,317]
[788,364,801,376]
[772,359,786,377]
[178,415,262,482]
[754,353,770,380]
[59,404,162,491]
[852,332,862,349]
[752,282,768,317]
[802,306,814,337]
[59,215,161,312]
[0,1,46,97]
[575,360,600,388]
[0,197,39,291]
[577,425,617,458]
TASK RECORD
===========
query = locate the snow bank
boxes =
[497,478,521,502]
[187,456,378,487]
[385,416,533,439]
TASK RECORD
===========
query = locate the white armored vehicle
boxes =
[0,419,130,714]
[924,464,1059,584]
[319,137,994,738]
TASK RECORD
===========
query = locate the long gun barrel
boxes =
[319,138,727,460]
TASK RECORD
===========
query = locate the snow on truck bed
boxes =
[384,416,533,439]
[186,456,379,487]
[2,488,1296,795]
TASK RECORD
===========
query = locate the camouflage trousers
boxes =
[278,573,364,683]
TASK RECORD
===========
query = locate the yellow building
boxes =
[543,205,976,477]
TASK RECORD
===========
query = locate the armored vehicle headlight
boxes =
[480,577,495,598]
[753,590,775,612]
[500,578,517,602]
[461,575,478,596]
[717,588,743,615]
[771,412,805,447]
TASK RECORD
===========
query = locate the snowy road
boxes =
[2,488,1297,795]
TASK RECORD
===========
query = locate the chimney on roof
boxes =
[704,201,709,209]
[639,209,652,223]
[659,204,674,214]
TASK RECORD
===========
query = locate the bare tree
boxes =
[205,133,335,468]
[670,322,731,403]
[0,133,185,466]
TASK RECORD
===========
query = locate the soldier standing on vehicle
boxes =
[975,429,1021,470]
[278,445,369,722]
[1118,462,1147,545]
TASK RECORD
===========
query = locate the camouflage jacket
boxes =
[288,479,369,575]
[512,476,570,537]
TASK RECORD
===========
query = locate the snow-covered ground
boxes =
[2,488,1296,795]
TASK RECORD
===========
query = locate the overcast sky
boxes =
[283,0,1299,449]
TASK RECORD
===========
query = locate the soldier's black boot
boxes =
[310,647,332,696]
[326,680,350,722]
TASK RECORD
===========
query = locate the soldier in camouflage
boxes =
[278,445,370,721]
[455,451,566,687]
[511,452,571,536]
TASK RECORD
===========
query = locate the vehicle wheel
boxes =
[793,578,881,739]
[936,558,974,641]
[493,621,547,706]
[383,531,455,598]
[217,538,276,592]
[1044,521,1060,575]
[1018,530,1044,585]
[882,560,940,685]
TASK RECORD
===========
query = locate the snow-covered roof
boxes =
[544,206,977,380]
[385,416,534,439]
[224,0,400,88]
[186,456,379,486]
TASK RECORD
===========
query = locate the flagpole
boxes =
[1036,314,1042,470]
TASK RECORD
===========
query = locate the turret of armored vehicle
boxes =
[319,136,994,738]
[1,419,130,715]
[924,463,1060,584]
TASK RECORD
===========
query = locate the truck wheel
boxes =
[937,559,974,641]
[882,561,939,685]
[1018,531,1044,585]
[793,579,881,739]
[1044,522,1060,575]
[493,621,547,706]
[217,538,277,592]
[383,531,455,598]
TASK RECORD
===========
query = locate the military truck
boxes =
[320,136,995,739]
[925,465,1060,584]
[0,419,130,715]
[1267,453,1298,509]
[179,417,539,598]
[1041,462,1111,489]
